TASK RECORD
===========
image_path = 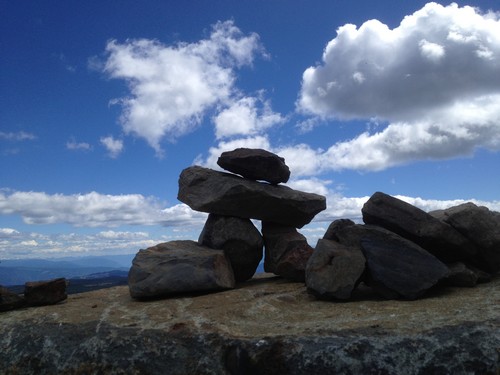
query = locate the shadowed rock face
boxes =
[362,192,478,262]
[430,202,500,274]
[217,148,290,185]
[128,241,235,299]
[178,166,326,228]
[1,276,499,374]
[199,214,263,282]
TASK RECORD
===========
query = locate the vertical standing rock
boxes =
[199,214,263,282]
[262,222,311,274]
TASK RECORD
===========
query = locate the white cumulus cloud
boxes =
[297,2,500,171]
[100,136,124,158]
[102,20,264,155]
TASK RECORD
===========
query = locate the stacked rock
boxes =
[306,192,500,300]
[128,148,326,299]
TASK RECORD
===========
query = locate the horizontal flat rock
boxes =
[178,166,326,228]
[1,275,499,374]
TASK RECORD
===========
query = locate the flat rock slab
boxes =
[178,166,326,228]
[1,276,499,374]
[217,148,290,184]
[128,240,235,299]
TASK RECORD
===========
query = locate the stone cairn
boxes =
[127,148,500,301]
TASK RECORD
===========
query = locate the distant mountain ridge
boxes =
[0,254,135,286]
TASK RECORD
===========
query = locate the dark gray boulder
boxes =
[359,229,450,299]
[178,166,326,228]
[306,239,366,300]
[441,262,478,287]
[217,148,290,184]
[323,218,356,241]
[275,242,314,282]
[128,241,235,299]
[430,203,500,274]
[362,192,477,263]
[262,222,310,273]
[0,286,25,312]
[24,278,67,307]
[199,214,263,282]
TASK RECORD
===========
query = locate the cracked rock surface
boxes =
[1,275,499,374]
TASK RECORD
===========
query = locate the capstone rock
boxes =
[199,214,263,282]
[128,240,235,299]
[217,148,290,184]
[306,239,366,300]
[362,192,477,263]
[178,166,326,228]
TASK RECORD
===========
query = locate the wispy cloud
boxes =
[297,3,500,171]
[0,131,36,141]
[66,138,92,151]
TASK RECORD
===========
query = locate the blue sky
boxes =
[1,1,500,259]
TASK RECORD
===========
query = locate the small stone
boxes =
[24,278,67,306]
[323,219,356,241]
[217,148,290,184]
[128,240,235,299]
[305,239,366,300]
[199,214,263,282]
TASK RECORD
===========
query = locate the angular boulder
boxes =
[430,203,500,274]
[178,166,326,228]
[128,241,235,299]
[262,222,310,273]
[305,239,366,300]
[323,218,356,241]
[199,214,263,282]
[217,148,290,184]
[275,242,314,282]
[0,286,25,312]
[359,229,450,299]
[362,192,477,263]
[441,263,478,288]
[24,278,67,306]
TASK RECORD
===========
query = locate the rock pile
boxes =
[129,148,499,302]
[128,148,326,298]
[306,192,500,300]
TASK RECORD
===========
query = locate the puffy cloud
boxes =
[103,20,264,154]
[100,136,123,158]
[0,131,36,141]
[298,2,500,171]
[214,95,285,139]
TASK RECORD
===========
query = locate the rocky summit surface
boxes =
[1,274,499,374]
